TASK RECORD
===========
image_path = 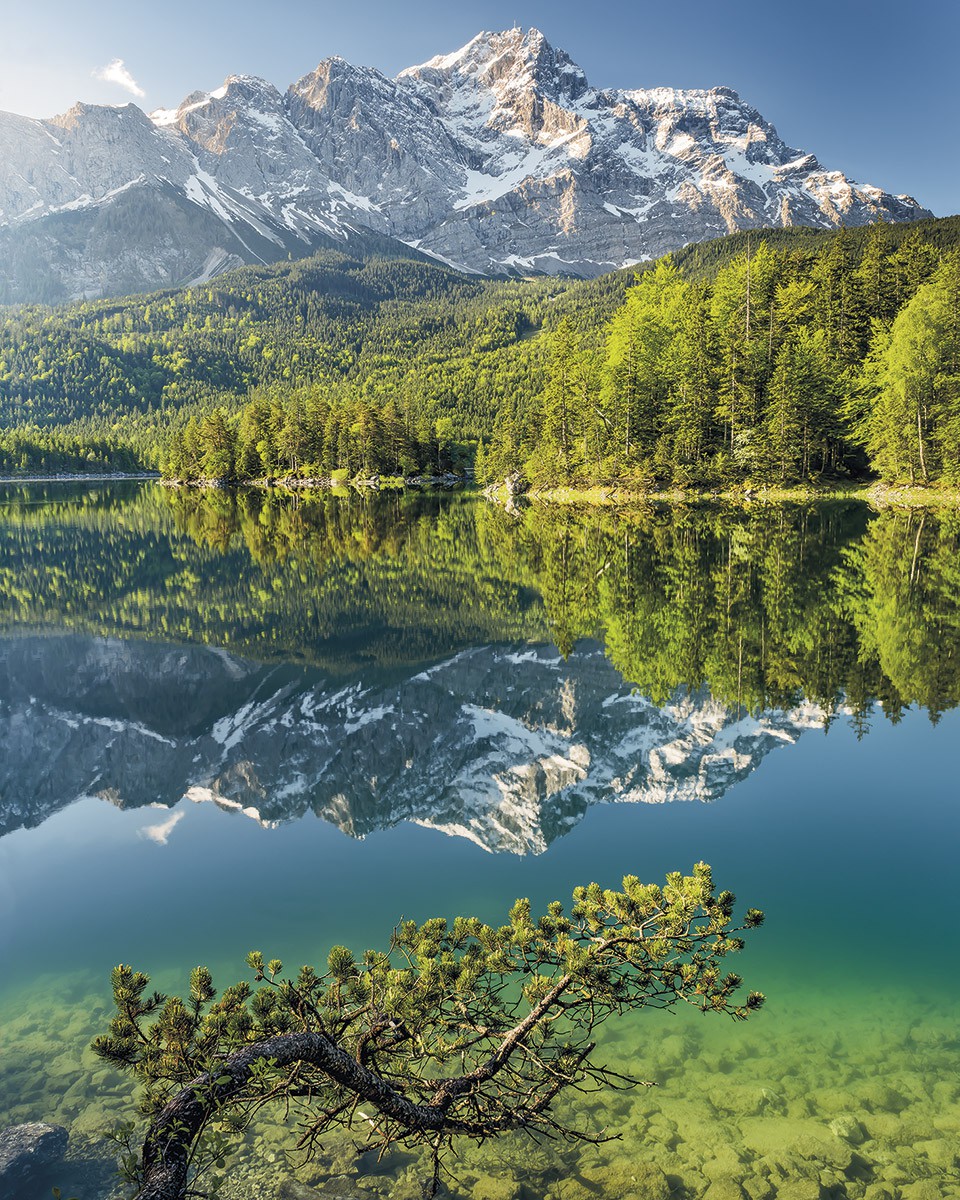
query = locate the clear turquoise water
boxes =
[1,484,958,1200]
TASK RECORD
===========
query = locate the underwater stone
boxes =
[917,1136,959,1169]
[624,1163,673,1200]
[278,1182,326,1200]
[880,1162,913,1186]
[854,1082,908,1113]
[0,1121,69,1190]
[740,1119,854,1172]
[864,1111,906,1140]
[811,1088,860,1115]
[702,1178,747,1200]
[580,1161,671,1200]
[827,1113,867,1145]
[655,1034,689,1066]
[702,1149,747,1179]
[472,1178,521,1200]
[771,1182,824,1200]
[899,1183,944,1200]
[710,1083,782,1118]
[741,1177,776,1200]
[279,1180,365,1200]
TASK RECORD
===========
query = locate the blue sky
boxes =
[2,0,956,216]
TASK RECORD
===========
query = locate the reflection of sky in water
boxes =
[2,699,958,1010]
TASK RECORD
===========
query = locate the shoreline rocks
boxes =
[0,1121,69,1192]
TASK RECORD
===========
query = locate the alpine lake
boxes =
[1,481,958,1200]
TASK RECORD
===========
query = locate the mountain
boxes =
[0,28,930,302]
[0,634,826,855]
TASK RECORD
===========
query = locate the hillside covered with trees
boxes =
[1,215,959,487]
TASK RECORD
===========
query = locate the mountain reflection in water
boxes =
[0,636,827,851]
[1,482,958,847]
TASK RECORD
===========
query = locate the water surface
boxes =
[1,484,958,1200]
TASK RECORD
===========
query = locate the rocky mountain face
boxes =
[0,28,931,302]
[0,634,826,855]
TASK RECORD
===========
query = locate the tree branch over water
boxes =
[93,863,764,1200]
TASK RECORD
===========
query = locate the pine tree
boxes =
[535,318,590,485]
[198,409,236,481]
[764,329,833,483]
[663,285,716,472]
[602,262,687,469]
[864,255,960,483]
[710,245,778,473]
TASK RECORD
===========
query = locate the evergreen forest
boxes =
[1,215,960,488]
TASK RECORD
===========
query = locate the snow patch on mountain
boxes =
[0,27,932,298]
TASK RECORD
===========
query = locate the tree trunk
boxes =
[133,1031,448,1200]
[917,398,928,483]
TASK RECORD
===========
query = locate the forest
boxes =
[484,223,960,489]
[1,215,959,488]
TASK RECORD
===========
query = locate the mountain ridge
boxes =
[0,27,931,301]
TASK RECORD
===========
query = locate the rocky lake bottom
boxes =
[3,970,958,1200]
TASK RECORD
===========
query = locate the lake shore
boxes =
[3,472,959,510]
[160,471,464,491]
[0,472,160,485]
[484,480,960,508]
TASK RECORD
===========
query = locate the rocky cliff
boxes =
[0,28,930,301]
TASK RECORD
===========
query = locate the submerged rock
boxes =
[277,1181,361,1200]
[828,1113,867,1145]
[772,1183,825,1200]
[702,1179,747,1200]
[579,1160,672,1200]
[900,1180,951,1200]
[472,1178,522,1200]
[0,1121,69,1190]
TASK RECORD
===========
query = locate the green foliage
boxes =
[513,224,959,489]
[2,485,958,721]
[94,866,763,1198]
[8,217,960,487]
[858,253,960,484]
[0,248,630,480]
[0,427,142,475]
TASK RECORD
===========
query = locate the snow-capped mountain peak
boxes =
[400,27,590,104]
[0,28,932,301]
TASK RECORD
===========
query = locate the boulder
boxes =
[703,1179,747,1200]
[773,1183,825,1200]
[828,1113,867,1145]
[0,1122,69,1191]
[899,1184,943,1200]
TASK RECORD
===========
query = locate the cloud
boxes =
[140,810,185,845]
[92,58,145,98]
